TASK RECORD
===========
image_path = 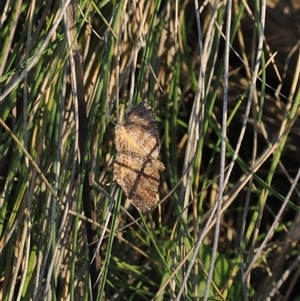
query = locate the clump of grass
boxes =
[1,1,300,301]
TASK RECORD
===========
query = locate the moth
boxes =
[114,102,165,212]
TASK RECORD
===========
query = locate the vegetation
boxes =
[1,0,300,300]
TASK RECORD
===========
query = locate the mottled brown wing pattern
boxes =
[114,124,148,158]
[114,154,164,213]
[121,102,161,158]
[113,102,165,213]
